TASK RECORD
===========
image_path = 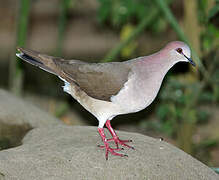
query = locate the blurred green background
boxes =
[0,0,218,169]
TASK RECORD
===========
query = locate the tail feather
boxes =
[16,47,58,75]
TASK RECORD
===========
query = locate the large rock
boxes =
[0,89,61,148]
[0,125,218,180]
[0,89,218,179]
[0,89,61,128]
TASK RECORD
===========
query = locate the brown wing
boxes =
[54,60,131,101]
[16,47,131,101]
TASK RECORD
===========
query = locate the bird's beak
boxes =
[184,55,196,66]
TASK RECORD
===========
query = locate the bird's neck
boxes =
[139,51,177,76]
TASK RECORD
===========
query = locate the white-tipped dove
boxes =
[16,41,195,160]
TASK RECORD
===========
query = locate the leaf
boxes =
[97,0,111,24]
[120,24,137,57]
[208,4,219,19]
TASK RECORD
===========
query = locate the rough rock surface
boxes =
[0,125,218,180]
[0,89,61,128]
[0,89,62,149]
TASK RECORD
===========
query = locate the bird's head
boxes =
[164,41,196,66]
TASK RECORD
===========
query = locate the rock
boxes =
[0,89,61,128]
[0,89,218,179]
[0,125,218,180]
[0,89,62,148]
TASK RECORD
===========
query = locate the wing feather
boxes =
[16,47,131,102]
[55,60,131,101]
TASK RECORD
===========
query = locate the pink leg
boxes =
[98,128,127,160]
[105,120,134,149]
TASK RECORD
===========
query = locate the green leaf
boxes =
[97,0,111,24]
[208,4,219,19]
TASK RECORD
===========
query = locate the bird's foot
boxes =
[98,128,127,160]
[108,136,134,149]
[98,143,127,160]
[105,120,134,149]
[98,145,124,151]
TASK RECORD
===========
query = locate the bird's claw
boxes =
[112,137,134,149]
[97,145,124,151]
[98,127,133,160]
[104,145,128,160]
[105,137,133,149]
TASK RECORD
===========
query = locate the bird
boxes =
[16,41,195,160]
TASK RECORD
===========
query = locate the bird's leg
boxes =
[105,120,134,149]
[98,128,127,160]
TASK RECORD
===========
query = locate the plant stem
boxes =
[183,0,201,78]
[9,0,31,95]
[102,9,159,62]
[56,0,72,56]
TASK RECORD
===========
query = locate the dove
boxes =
[16,41,195,160]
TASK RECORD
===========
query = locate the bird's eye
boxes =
[176,48,183,54]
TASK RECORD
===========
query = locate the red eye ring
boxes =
[176,48,183,54]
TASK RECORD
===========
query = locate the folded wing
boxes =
[17,47,131,101]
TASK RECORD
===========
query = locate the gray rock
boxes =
[0,89,218,179]
[0,125,218,180]
[0,89,62,148]
[0,89,61,128]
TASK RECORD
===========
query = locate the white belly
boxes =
[110,69,164,115]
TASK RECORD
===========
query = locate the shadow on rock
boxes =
[0,121,32,150]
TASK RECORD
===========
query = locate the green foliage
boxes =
[97,0,169,34]
[196,110,210,124]
[151,0,219,142]
[199,91,215,102]
[103,8,159,61]
[199,0,219,52]
[120,24,138,58]
[208,4,219,19]
[10,0,31,95]
[57,0,73,56]
[16,0,30,48]
[154,74,217,136]
[97,0,154,27]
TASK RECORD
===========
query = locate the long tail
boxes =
[16,47,60,75]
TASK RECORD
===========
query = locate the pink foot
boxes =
[97,145,124,151]
[98,128,127,160]
[107,136,134,149]
[105,120,134,149]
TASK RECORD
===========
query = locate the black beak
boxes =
[184,55,196,66]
